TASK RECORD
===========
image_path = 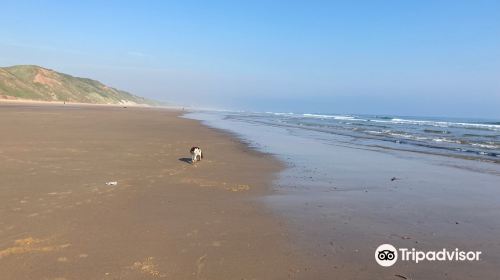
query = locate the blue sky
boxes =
[1,1,499,118]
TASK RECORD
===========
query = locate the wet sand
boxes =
[0,103,305,279]
[270,143,500,279]
[188,111,500,280]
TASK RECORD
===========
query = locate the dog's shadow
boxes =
[178,157,192,164]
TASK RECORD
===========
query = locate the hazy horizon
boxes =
[1,1,499,118]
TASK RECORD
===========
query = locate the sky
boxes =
[1,1,499,118]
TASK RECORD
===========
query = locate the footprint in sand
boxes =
[186,229,199,238]
[181,178,251,192]
[164,166,188,176]
[4,225,15,231]
[181,178,219,188]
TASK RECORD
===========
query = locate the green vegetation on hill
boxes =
[0,65,157,105]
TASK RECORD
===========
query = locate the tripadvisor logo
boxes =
[375,244,398,267]
[375,244,482,267]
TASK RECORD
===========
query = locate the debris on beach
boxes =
[131,257,166,278]
[390,233,412,240]
[226,184,251,192]
[395,274,408,279]
[105,181,118,186]
[0,237,70,259]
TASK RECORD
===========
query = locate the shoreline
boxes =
[0,103,306,279]
[187,110,500,279]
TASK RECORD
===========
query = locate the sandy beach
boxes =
[0,103,303,279]
[2,102,499,280]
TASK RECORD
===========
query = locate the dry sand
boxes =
[0,103,306,279]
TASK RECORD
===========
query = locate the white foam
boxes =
[301,113,361,121]
[470,143,499,149]
[388,118,500,131]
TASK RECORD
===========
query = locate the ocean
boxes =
[186,111,500,163]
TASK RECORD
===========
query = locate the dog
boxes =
[190,147,203,163]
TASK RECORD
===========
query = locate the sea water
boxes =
[186,111,500,163]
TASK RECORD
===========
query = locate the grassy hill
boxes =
[0,65,157,105]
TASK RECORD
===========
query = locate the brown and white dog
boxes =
[190,147,203,163]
